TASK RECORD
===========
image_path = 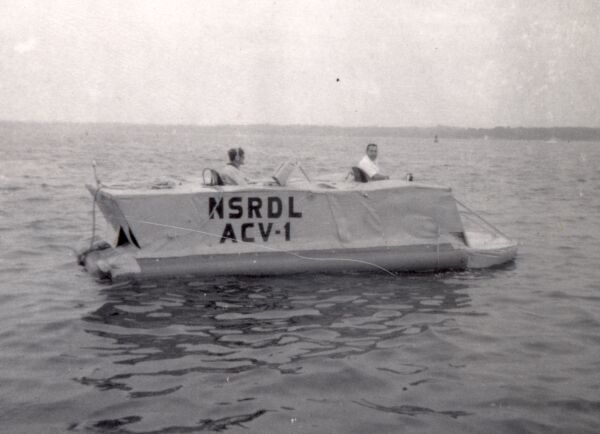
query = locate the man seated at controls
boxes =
[221,147,254,185]
[357,143,390,181]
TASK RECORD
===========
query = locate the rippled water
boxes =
[1,122,599,433]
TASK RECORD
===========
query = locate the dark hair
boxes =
[366,143,378,151]
[227,147,245,162]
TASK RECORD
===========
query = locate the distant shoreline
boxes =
[2,120,599,142]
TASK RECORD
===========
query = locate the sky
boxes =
[1,0,599,128]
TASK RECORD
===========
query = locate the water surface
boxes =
[1,123,599,433]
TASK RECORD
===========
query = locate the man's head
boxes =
[228,147,245,166]
[366,143,378,161]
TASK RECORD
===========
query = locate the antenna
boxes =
[92,160,101,187]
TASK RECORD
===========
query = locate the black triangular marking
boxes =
[128,227,141,249]
[116,227,129,246]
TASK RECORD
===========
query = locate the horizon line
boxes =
[1,119,599,130]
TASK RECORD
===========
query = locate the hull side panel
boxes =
[132,244,467,278]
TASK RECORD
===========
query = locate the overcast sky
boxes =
[2,0,599,127]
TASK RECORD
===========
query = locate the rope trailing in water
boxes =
[126,218,398,277]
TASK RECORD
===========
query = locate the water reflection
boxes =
[91,410,268,433]
[83,274,472,370]
[78,273,475,432]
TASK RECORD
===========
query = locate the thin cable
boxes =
[90,186,105,249]
[454,198,510,239]
[90,190,97,249]
[90,160,102,249]
[297,163,312,182]
[127,218,398,277]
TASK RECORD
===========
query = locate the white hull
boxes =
[465,231,519,269]
[80,180,517,280]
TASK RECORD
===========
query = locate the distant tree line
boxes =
[2,121,600,141]
[190,124,600,141]
[425,126,600,141]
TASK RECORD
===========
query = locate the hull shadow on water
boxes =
[76,271,481,433]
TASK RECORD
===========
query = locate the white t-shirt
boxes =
[358,155,381,178]
[220,164,251,185]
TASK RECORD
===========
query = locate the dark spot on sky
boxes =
[336,78,340,82]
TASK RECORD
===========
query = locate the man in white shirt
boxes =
[357,143,389,181]
[221,147,254,185]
